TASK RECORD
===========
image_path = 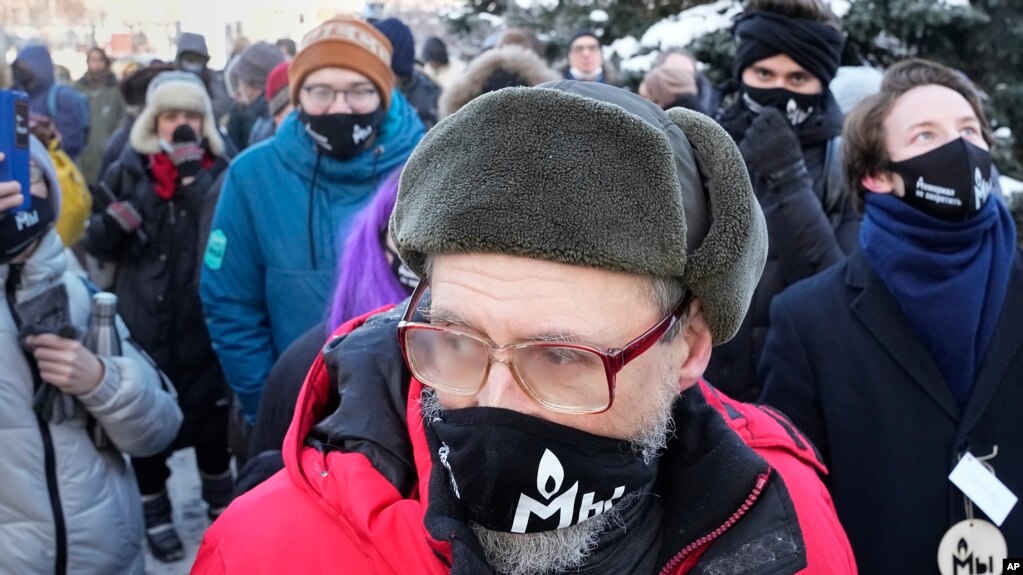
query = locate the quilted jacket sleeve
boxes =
[76,317,182,457]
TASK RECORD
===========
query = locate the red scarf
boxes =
[149,152,215,201]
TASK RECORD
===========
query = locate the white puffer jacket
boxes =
[0,230,183,575]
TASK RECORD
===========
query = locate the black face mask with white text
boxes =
[299,107,386,162]
[743,85,822,126]
[0,200,55,265]
[425,405,657,534]
[887,138,993,222]
[390,255,419,294]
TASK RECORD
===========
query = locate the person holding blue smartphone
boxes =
[0,134,182,575]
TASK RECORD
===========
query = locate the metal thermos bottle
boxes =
[83,292,119,448]
[83,292,121,357]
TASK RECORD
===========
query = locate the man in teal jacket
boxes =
[200,17,424,423]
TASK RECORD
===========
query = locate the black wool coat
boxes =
[85,145,232,446]
[759,249,1023,574]
[706,97,860,402]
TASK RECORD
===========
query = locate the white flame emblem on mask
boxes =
[974,167,992,211]
[785,98,813,126]
[537,449,564,499]
[511,449,624,534]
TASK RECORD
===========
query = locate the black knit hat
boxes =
[372,17,416,77]
[119,64,174,107]
[392,82,767,344]
[422,37,448,67]
[732,12,844,86]
[568,30,600,49]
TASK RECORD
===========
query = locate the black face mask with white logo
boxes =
[299,107,386,162]
[425,405,657,534]
[888,138,993,222]
[0,199,55,265]
[390,253,419,294]
[743,85,822,126]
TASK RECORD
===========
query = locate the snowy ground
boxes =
[143,448,208,575]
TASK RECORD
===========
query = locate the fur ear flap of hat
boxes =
[665,106,767,343]
[438,45,560,119]
[392,83,766,343]
[129,70,224,156]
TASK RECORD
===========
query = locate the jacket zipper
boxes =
[6,266,68,575]
[37,415,69,575]
[658,471,771,575]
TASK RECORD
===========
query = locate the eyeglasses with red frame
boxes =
[397,279,693,414]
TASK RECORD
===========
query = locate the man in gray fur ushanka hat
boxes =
[193,81,855,574]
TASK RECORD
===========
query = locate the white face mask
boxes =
[179,61,205,75]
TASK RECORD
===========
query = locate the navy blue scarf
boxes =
[860,194,1016,406]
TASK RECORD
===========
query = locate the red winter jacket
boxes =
[192,307,856,574]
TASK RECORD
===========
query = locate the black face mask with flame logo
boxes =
[424,405,657,534]
[743,85,823,126]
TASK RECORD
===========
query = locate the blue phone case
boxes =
[0,89,32,213]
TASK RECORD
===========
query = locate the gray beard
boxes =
[418,365,679,574]
[469,507,622,575]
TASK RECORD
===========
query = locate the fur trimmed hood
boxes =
[438,45,560,119]
[129,71,224,156]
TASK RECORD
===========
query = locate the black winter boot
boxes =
[141,490,185,562]
[201,470,235,520]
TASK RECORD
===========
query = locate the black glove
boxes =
[168,124,204,181]
[102,200,143,234]
[739,108,810,187]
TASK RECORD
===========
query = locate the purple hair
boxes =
[328,167,408,332]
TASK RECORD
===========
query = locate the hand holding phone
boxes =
[0,89,32,214]
[0,153,26,212]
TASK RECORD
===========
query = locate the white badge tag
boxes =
[937,519,1007,575]
[949,452,1018,526]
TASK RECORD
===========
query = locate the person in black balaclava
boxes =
[706,0,860,403]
